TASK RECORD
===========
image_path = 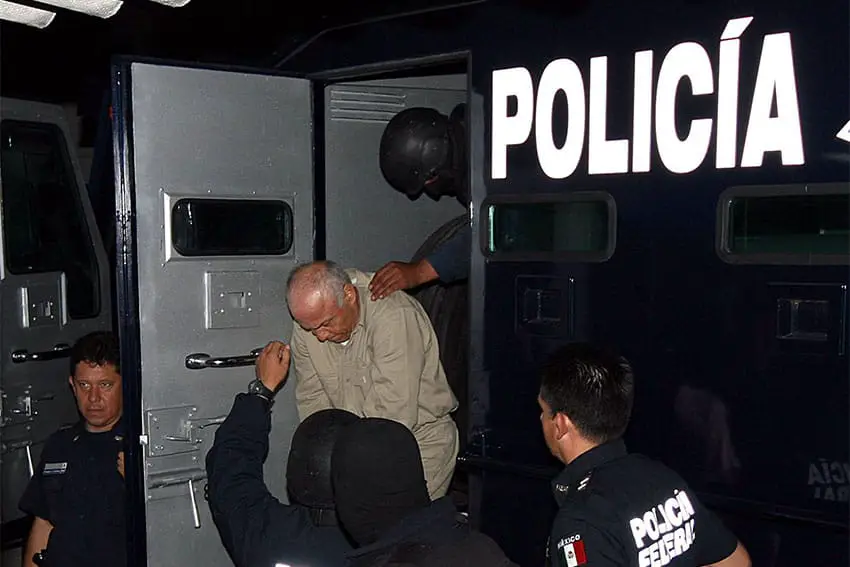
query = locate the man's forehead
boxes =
[295,299,338,329]
[74,362,120,379]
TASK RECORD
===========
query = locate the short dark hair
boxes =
[539,343,634,444]
[70,331,120,377]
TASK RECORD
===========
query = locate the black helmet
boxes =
[331,417,430,545]
[286,408,359,512]
[379,107,456,197]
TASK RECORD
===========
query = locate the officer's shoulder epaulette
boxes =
[51,422,84,442]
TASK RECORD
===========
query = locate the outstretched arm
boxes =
[205,342,316,567]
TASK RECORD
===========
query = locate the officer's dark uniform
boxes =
[205,394,353,567]
[19,419,126,567]
[547,439,738,567]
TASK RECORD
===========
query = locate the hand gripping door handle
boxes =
[185,347,264,370]
[11,343,71,364]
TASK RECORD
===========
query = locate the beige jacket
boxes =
[290,269,459,497]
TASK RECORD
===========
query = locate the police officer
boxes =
[19,331,126,567]
[369,105,470,301]
[331,417,518,567]
[538,343,752,567]
[205,340,358,567]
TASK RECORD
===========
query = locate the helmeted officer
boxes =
[19,331,126,567]
[538,343,752,567]
[369,105,470,301]
[331,417,518,567]
[205,341,358,567]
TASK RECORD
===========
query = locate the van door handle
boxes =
[185,348,264,370]
[11,344,71,364]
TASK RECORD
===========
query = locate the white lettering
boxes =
[716,17,753,168]
[644,510,660,540]
[631,517,648,548]
[632,50,654,172]
[661,531,676,565]
[655,42,714,174]
[491,67,534,179]
[536,58,586,179]
[809,463,826,485]
[830,462,847,484]
[673,528,687,554]
[740,32,804,167]
[489,17,805,181]
[676,489,696,517]
[650,543,662,567]
[664,498,682,527]
[589,56,629,174]
[631,491,698,566]
[655,503,672,534]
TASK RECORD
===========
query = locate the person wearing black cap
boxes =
[331,416,518,567]
[205,341,358,567]
[369,105,471,301]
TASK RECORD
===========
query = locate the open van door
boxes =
[111,61,314,566]
[0,99,112,536]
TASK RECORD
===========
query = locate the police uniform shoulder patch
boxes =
[577,471,593,491]
[43,462,68,476]
[556,533,587,567]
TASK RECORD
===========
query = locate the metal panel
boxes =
[122,62,313,567]
[323,74,466,270]
[0,98,112,526]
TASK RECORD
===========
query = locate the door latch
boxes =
[147,406,226,457]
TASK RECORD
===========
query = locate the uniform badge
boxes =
[557,534,587,567]
[43,462,68,476]
[577,472,592,491]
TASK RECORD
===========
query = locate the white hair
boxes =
[286,260,351,308]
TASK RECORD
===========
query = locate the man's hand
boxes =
[369,259,439,300]
[255,341,291,392]
[117,451,125,478]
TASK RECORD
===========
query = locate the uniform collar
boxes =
[551,438,627,505]
[346,269,374,339]
[74,415,125,440]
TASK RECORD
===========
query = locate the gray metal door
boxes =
[112,62,314,567]
[0,99,112,526]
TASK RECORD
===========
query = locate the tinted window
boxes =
[486,197,613,259]
[171,198,293,256]
[728,193,849,256]
[1,120,100,319]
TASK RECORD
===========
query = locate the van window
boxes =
[171,198,293,257]
[484,193,615,261]
[720,185,849,263]
[1,120,100,319]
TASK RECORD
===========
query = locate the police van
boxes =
[0,98,114,560]
[1,0,848,565]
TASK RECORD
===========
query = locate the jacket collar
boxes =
[74,415,125,440]
[346,269,374,340]
[551,439,627,506]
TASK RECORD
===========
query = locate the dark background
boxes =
[0,0,454,144]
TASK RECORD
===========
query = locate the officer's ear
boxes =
[553,412,572,441]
